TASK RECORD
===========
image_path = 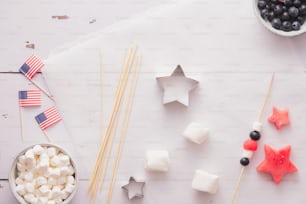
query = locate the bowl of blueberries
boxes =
[254,0,306,36]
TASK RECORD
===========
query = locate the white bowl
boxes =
[253,0,306,37]
[9,144,78,204]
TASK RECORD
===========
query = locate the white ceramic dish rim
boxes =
[8,143,78,204]
[253,0,306,37]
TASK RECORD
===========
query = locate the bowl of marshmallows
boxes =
[9,144,78,204]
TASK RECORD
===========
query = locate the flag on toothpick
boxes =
[19,54,44,80]
[35,106,62,130]
[18,90,41,107]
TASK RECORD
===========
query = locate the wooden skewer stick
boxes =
[88,46,137,202]
[88,49,131,197]
[30,78,54,102]
[87,50,130,203]
[230,73,275,204]
[106,55,142,204]
[42,130,52,143]
[19,106,24,143]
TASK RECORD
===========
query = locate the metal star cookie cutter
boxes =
[121,176,145,200]
[156,65,199,106]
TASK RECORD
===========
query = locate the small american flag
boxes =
[18,90,41,107]
[19,55,44,80]
[35,106,62,130]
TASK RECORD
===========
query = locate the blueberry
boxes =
[292,21,301,30]
[258,0,267,9]
[268,11,276,21]
[282,5,288,11]
[285,0,293,6]
[271,18,282,29]
[297,16,306,23]
[288,6,299,17]
[274,4,283,15]
[261,8,270,19]
[299,4,306,15]
[271,0,278,2]
[281,11,291,20]
[294,0,302,7]
[282,21,292,31]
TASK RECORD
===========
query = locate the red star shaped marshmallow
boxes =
[268,107,290,130]
[257,145,297,184]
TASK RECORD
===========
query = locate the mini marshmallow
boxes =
[25,149,35,159]
[30,197,39,204]
[36,176,47,186]
[24,193,35,203]
[59,155,70,166]
[183,122,210,144]
[50,186,61,199]
[38,196,48,204]
[47,148,57,158]
[67,165,75,176]
[33,145,44,156]
[54,198,63,204]
[17,162,26,172]
[39,153,49,161]
[64,184,75,194]
[66,176,75,185]
[16,184,26,196]
[15,177,24,185]
[50,156,60,167]
[25,157,36,170]
[18,155,26,164]
[145,150,170,172]
[60,166,69,176]
[39,185,51,195]
[253,121,262,132]
[57,176,66,185]
[48,177,57,187]
[242,149,253,159]
[192,170,219,194]
[60,191,69,200]
[25,182,35,193]
[24,172,34,182]
[47,200,56,204]
[49,168,61,178]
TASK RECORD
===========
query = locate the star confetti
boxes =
[257,145,297,184]
[268,107,290,130]
[156,65,199,106]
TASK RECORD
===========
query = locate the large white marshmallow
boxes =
[57,176,66,185]
[64,184,75,194]
[192,170,219,194]
[59,155,70,167]
[145,150,170,172]
[49,168,61,178]
[24,172,34,182]
[39,185,51,195]
[48,177,57,187]
[183,122,210,144]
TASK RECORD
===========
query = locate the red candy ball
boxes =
[243,139,258,151]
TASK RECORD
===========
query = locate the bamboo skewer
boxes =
[88,45,137,203]
[29,78,54,101]
[19,106,24,143]
[230,73,275,204]
[105,55,142,204]
[88,49,131,200]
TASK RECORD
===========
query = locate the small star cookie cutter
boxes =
[121,176,145,200]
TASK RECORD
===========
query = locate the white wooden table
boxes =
[2,0,306,203]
